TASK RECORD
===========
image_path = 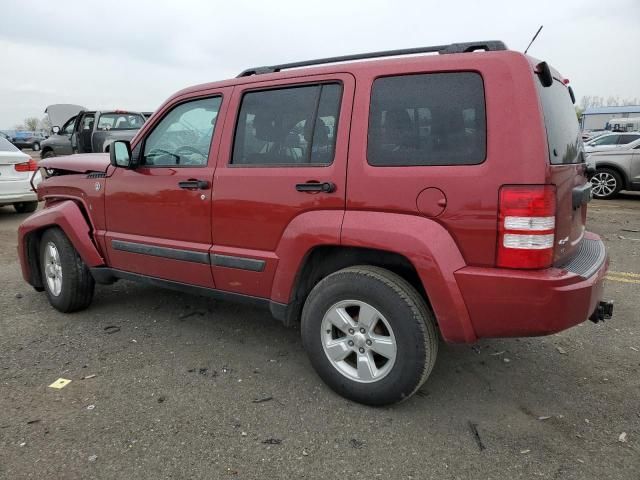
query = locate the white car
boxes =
[0,137,41,213]
[584,132,640,153]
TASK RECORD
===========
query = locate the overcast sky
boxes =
[1,0,639,129]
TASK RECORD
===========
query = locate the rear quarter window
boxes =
[367,72,486,166]
[536,79,583,164]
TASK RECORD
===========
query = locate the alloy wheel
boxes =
[321,300,397,383]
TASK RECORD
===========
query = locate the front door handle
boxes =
[295,181,336,193]
[178,179,209,190]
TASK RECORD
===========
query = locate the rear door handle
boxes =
[295,181,336,193]
[178,179,210,190]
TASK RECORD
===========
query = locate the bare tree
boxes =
[23,117,39,131]
[39,116,51,132]
[581,96,640,109]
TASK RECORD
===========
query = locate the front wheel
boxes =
[41,149,56,159]
[591,168,623,199]
[40,228,95,312]
[301,266,438,405]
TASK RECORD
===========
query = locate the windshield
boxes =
[0,137,20,152]
[96,113,145,131]
[536,78,583,165]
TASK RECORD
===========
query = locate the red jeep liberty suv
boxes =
[18,41,612,405]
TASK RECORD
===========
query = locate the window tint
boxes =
[143,97,222,167]
[367,73,486,166]
[232,83,341,166]
[619,134,640,144]
[536,79,582,164]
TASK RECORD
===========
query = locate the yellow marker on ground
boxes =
[48,378,71,389]
[607,271,640,278]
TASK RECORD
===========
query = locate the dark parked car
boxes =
[12,132,46,151]
[18,40,612,405]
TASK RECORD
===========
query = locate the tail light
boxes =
[497,185,556,269]
[14,159,38,172]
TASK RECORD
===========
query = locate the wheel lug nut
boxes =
[359,347,365,353]
[348,340,354,346]
[366,340,372,346]
[348,328,354,334]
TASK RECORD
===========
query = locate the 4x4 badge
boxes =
[94,182,101,191]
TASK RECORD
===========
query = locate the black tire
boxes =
[41,149,56,159]
[590,168,623,199]
[301,266,438,406]
[13,201,38,213]
[32,142,40,151]
[40,228,95,313]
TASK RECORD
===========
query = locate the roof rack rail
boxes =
[237,40,507,77]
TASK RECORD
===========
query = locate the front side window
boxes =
[143,97,222,167]
[232,83,342,166]
[81,115,95,131]
[62,117,76,135]
[368,72,486,166]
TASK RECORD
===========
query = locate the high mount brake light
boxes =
[497,185,556,269]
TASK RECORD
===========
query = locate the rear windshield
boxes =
[536,78,583,164]
[0,137,20,152]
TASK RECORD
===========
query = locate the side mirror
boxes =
[52,126,60,134]
[110,140,133,168]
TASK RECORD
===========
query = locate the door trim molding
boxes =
[211,253,265,272]
[112,239,210,264]
[111,239,267,272]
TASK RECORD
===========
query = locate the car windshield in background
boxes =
[536,78,582,165]
[0,137,20,152]
[96,113,145,131]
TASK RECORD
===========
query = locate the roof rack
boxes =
[237,40,507,77]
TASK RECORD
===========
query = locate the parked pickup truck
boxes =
[71,110,147,154]
[42,110,147,158]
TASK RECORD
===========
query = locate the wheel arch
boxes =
[18,200,105,289]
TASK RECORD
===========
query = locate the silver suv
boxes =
[588,138,640,199]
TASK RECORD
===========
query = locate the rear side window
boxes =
[367,72,486,166]
[536,79,582,164]
[0,137,19,152]
[232,83,342,166]
[619,134,640,144]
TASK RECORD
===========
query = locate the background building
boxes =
[581,105,640,130]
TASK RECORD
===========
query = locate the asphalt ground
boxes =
[0,156,638,479]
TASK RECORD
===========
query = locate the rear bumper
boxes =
[0,191,38,205]
[455,232,609,338]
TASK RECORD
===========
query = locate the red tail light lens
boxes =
[497,185,556,269]
[14,159,38,172]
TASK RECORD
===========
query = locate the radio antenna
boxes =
[524,25,543,54]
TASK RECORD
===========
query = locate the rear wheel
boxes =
[13,201,38,213]
[40,228,95,312]
[32,142,40,151]
[301,266,438,405]
[591,168,623,199]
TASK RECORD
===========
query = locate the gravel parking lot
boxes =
[1,173,638,479]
